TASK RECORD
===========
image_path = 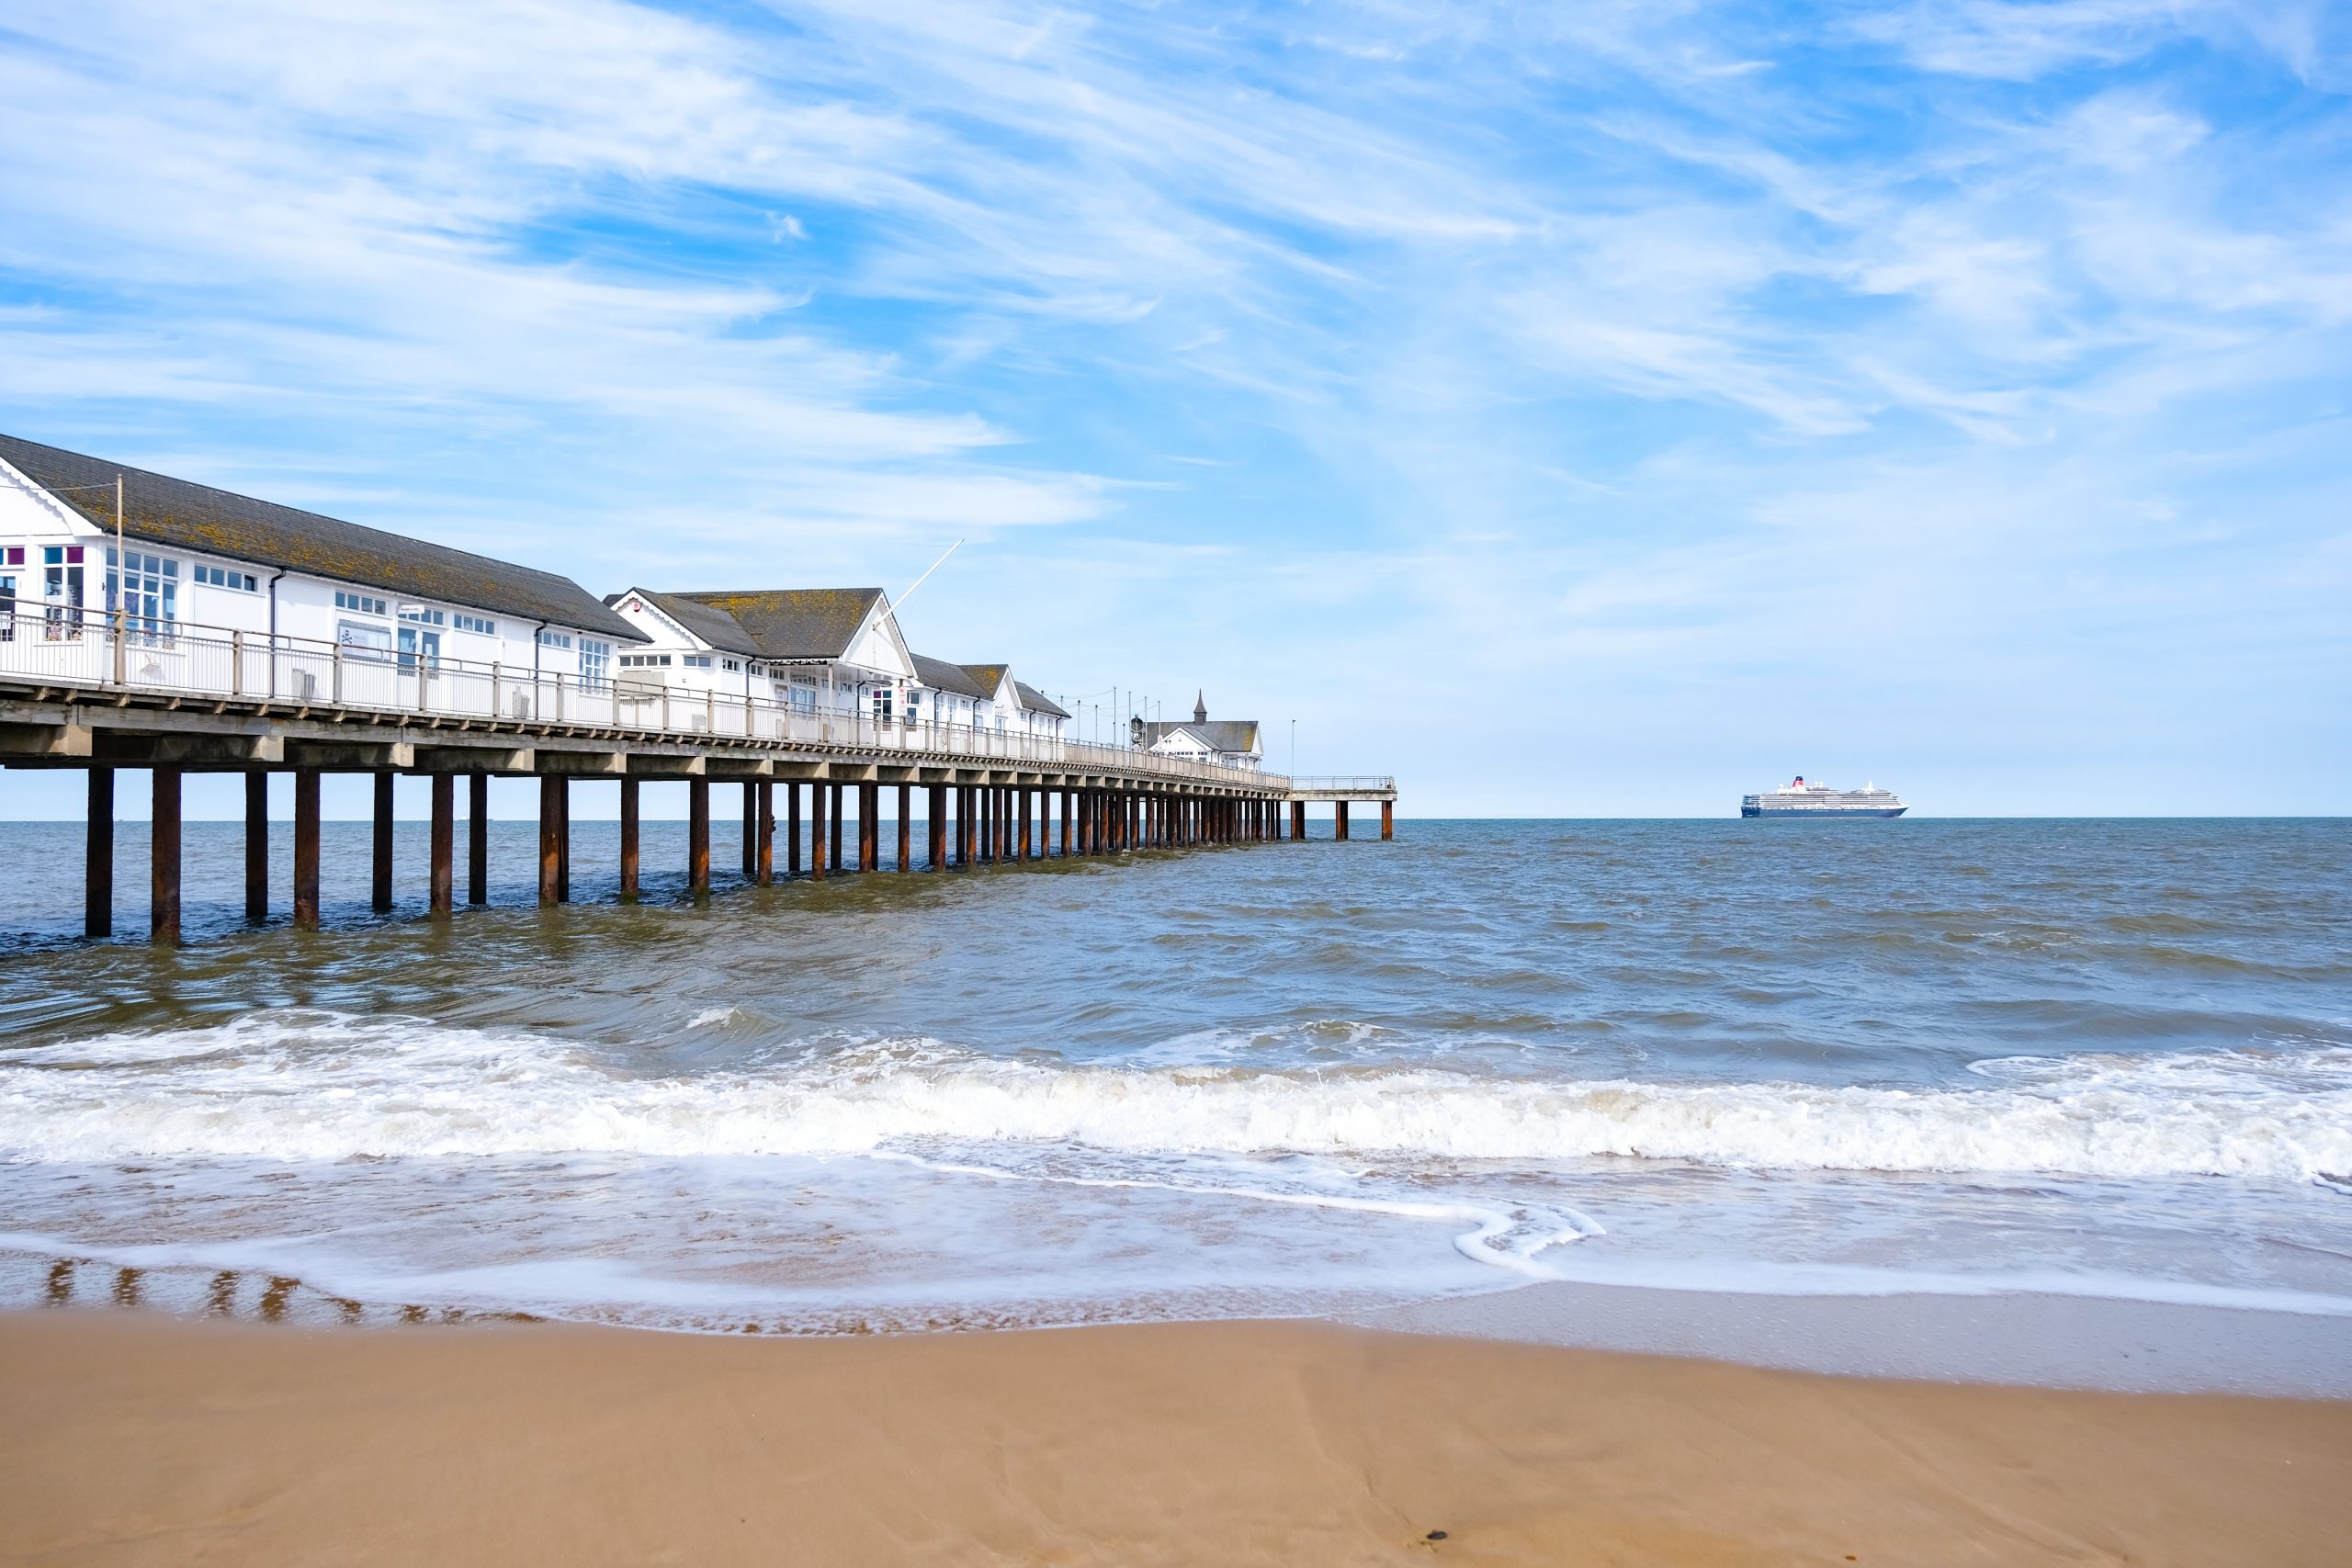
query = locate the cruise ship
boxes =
[1741,776,1907,818]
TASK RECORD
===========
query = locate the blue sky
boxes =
[2,0,2346,816]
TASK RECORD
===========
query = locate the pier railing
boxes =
[1288,775,1396,792]
[0,609,1286,791]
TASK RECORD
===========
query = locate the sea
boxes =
[2,817,2347,1337]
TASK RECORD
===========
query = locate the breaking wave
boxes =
[5,1011,2348,1185]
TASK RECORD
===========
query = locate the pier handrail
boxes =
[0,607,1289,791]
[1288,775,1396,791]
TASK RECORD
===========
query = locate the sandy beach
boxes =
[5,1311,2347,1567]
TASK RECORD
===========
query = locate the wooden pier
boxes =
[3,683,1395,943]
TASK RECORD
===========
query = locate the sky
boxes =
[2,0,2347,817]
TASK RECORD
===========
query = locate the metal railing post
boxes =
[231,629,243,697]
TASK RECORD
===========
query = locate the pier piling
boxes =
[896,784,910,871]
[85,765,113,939]
[809,781,828,879]
[928,784,946,869]
[468,773,488,906]
[293,769,321,930]
[786,784,802,877]
[537,776,562,908]
[758,781,775,886]
[859,783,878,873]
[151,766,181,946]
[828,784,844,874]
[371,771,394,913]
[741,784,757,879]
[1335,802,1350,841]
[689,778,711,896]
[619,777,641,900]
[244,772,269,922]
[429,774,454,915]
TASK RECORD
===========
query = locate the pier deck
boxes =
[1,617,1394,942]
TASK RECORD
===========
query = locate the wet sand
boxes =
[5,1311,2348,1566]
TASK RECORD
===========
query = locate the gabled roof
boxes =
[1013,681,1069,719]
[2,432,644,639]
[958,663,1011,700]
[670,588,887,662]
[911,653,992,701]
[0,433,645,642]
[607,590,762,656]
[1138,719,1261,754]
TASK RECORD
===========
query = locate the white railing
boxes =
[1289,775,1396,792]
[0,607,1287,790]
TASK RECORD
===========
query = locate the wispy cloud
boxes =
[0,0,2345,811]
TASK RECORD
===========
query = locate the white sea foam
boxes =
[5,1013,2350,1185]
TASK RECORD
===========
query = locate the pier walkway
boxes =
[1,613,1391,942]
[1284,775,1397,841]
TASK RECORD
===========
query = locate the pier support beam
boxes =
[557,778,571,903]
[429,773,454,915]
[85,765,113,939]
[371,771,395,913]
[1382,800,1394,840]
[896,784,911,872]
[828,784,844,875]
[1292,800,1306,840]
[927,784,946,869]
[244,772,269,923]
[469,773,489,906]
[151,765,181,946]
[758,781,775,886]
[538,775,562,908]
[619,777,640,900]
[1018,789,1032,861]
[293,769,321,929]
[809,781,828,879]
[1335,801,1350,841]
[688,778,710,897]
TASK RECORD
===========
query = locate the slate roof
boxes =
[911,653,992,701]
[958,663,1010,699]
[669,588,887,662]
[607,590,762,656]
[1013,681,1069,719]
[1136,719,1261,755]
[0,433,644,642]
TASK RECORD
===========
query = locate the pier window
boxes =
[789,674,818,714]
[581,638,611,687]
[396,623,441,673]
[870,688,893,722]
[454,614,495,636]
[0,570,15,640]
[398,605,446,627]
[193,564,258,592]
[681,654,712,670]
[537,630,572,651]
[106,549,179,644]
[335,590,388,616]
[42,546,85,640]
[3,547,20,565]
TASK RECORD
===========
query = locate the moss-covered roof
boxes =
[614,590,763,656]
[670,588,884,661]
[0,433,644,642]
[910,653,992,700]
